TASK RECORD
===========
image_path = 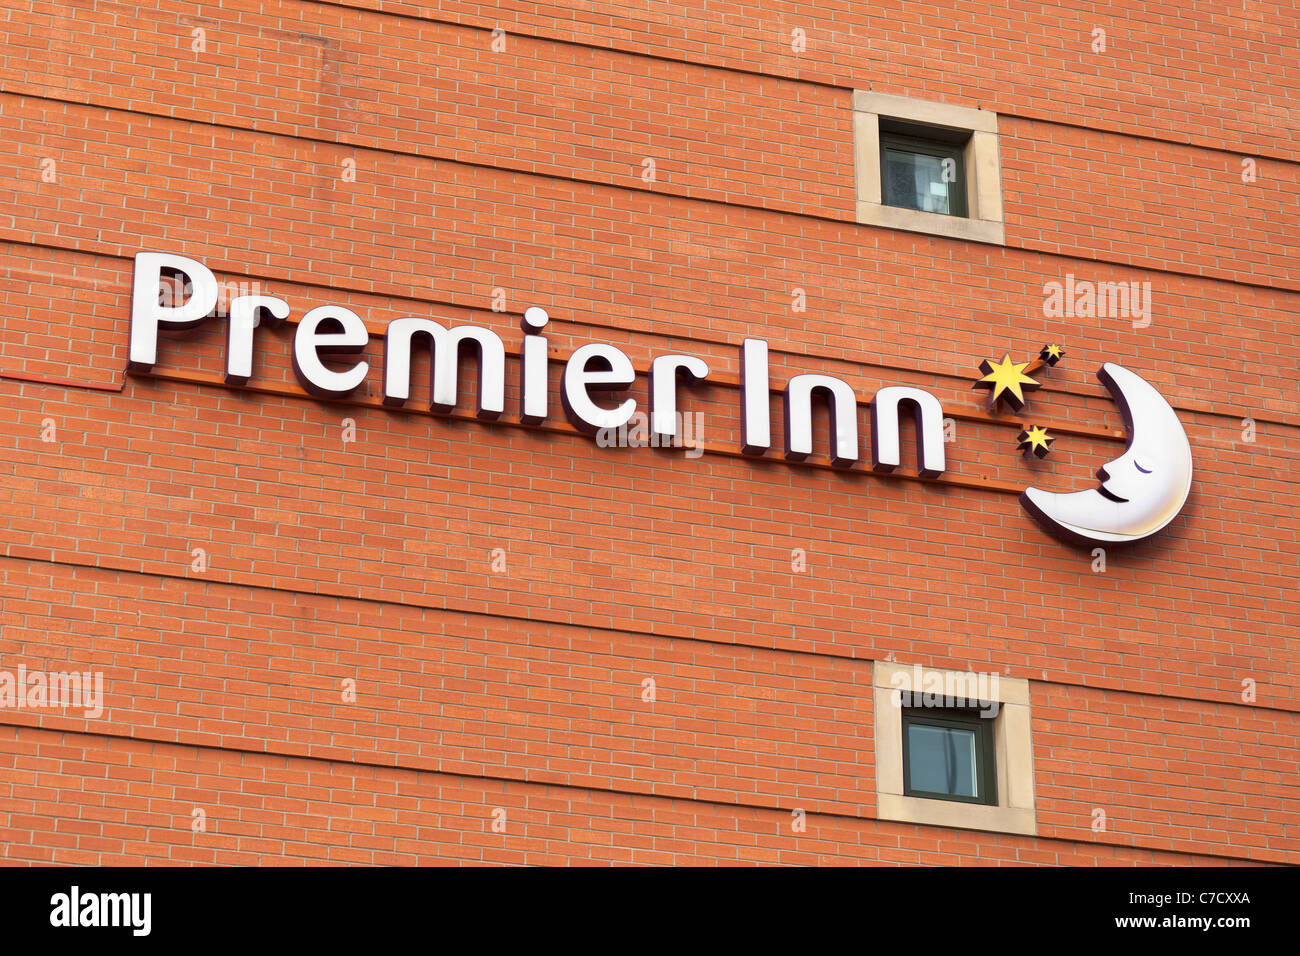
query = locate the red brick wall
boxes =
[0,0,1296,865]
[7,2,1299,285]
[0,725,1260,865]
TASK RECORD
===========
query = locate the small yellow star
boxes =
[1040,343,1065,366]
[1017,424,1055,459]
[974,353,1041,411]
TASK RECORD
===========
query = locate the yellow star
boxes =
[1017,424,1055,459]
[1040,343,1065,366]
[974,354,1040,411]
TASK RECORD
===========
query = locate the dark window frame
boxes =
[900,703,997,805]
[879,132,969,218]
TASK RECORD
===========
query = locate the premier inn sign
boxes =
[127,252,1193,550]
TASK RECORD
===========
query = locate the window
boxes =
[901,702,996,805]
[880,129,968,217]
[872,662,1037,836]
[852,92,1005,244]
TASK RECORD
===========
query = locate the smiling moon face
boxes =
[1020,363,1193,547]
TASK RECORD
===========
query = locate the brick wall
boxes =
[0,0,1296,865]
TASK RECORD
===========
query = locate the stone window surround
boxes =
[873,660,1036,836]
[853,91,1006,245]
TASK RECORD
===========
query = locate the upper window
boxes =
[853,92,1004,244]
[880,126,968,217]
[901,702,996,805]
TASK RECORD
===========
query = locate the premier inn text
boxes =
[128,251,949,474]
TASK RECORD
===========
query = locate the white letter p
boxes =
[128,251,219,371]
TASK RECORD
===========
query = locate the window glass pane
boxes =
[907,723,978,797]
[883,147,952,215]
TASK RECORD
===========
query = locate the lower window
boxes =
[901,702,997,806]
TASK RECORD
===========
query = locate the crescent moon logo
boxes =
[1020,363,1193,548]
